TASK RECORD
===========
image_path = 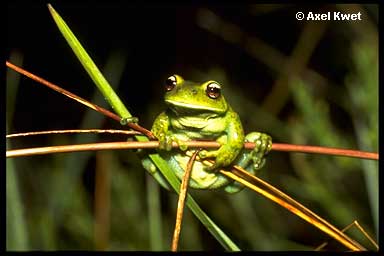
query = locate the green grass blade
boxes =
[47,4,130,119]
[146,176,163,250]
[6,52,29,250]
[47,3,239,250]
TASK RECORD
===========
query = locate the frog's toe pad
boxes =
[251,157,266,170]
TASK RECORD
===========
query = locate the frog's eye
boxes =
[206,82,221,99]
[165,75,177,92]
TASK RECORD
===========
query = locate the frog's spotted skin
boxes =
[141,75,272,193]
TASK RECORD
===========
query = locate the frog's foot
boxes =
[199,148,236,172]
[198,149,217,159]
[224,182,244,194]
[245,132,272,170]
[155,132,174,151]
[198,149,219,171]
[120,116,139,125]
[156,133,189,152]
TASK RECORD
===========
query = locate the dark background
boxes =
[6,3,379,251]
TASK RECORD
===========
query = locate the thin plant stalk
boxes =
[6,140,378,161]
[172,149,200,251]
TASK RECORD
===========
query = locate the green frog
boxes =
[141,75,272,193]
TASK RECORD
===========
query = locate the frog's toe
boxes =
[199,150,217,159]
[158,134,174,151]
[204,163,218,172]
[198,150,208,159]
[204,159,227,172]
[158,138,167,150]
[198,150,217,171]
[120,116,139,125]
[205,153,232,172]
[251,155,266,170]
[158,140,172,151]
[260,134,272,154]
[252,142,268,163]
[175,139,188,151]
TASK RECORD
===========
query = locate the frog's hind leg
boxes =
[141,157,172,191]
[224,181,245,193]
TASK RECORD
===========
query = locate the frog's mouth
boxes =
[166,100,224,115]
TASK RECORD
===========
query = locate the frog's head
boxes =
[163,75,228,115]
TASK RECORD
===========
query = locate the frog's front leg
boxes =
[199,139,240,171]
[199,114,245,171]
[224,132,272,193]
[142,112,190,191]
[152,111,189,151]
[151,111,174,151]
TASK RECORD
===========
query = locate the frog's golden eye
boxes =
[165,75,177,92]
[206,82,221,99]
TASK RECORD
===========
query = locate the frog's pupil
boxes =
[165,76,176,91]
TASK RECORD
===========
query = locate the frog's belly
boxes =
[165,152,232,189]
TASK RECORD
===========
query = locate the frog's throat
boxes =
[165,100,227,113]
